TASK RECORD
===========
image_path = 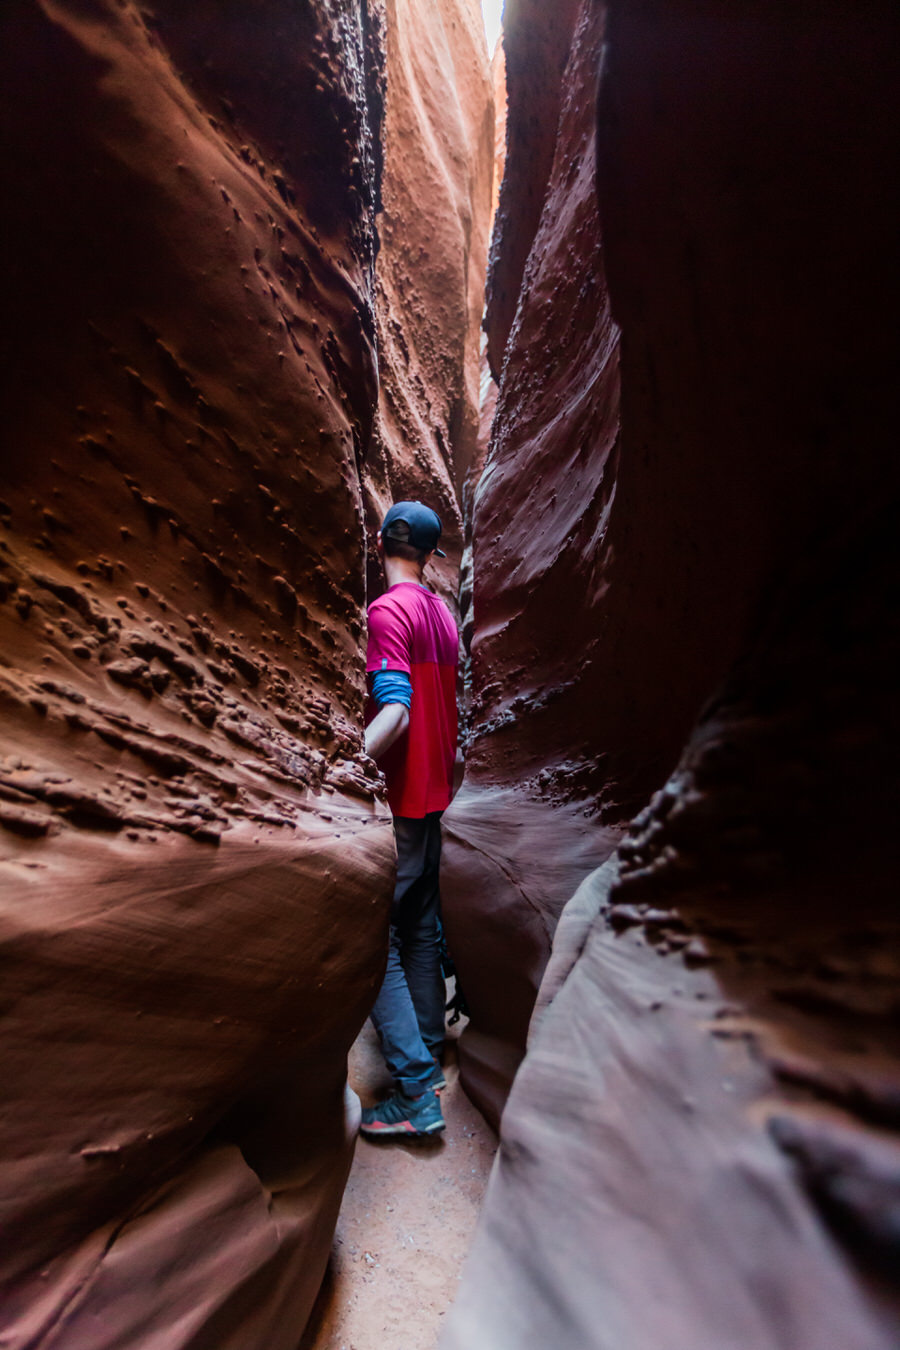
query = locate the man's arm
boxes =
[365,702,409,760]
[365,605,412,761]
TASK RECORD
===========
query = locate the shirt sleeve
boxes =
[366,597,412,675]
[371,669,412,708]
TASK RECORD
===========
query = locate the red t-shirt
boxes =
[366,582,458,818]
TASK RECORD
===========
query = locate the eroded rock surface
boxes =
[0,2,490,1345]
[364,0,493,610]
[442,0,899,1346]
[482,0,580,381]
[443,0,622,1127]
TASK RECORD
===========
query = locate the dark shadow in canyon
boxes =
[440,3,899,1349]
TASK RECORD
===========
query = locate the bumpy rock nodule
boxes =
[0,3,490,1346]
[442,1,899,1347]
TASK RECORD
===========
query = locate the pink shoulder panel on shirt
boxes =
[366,584,457,672]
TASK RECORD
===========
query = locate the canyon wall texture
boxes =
[443,0,622,1125]
[482,0,580,382]
[0,3,490,1346]
[364,0,493,610]
[442,1,899,1347]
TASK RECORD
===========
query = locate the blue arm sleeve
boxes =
[371,669,412,709]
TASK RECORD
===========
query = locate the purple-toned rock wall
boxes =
[442,1,899,1346]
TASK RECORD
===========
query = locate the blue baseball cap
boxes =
[381,501,446,557]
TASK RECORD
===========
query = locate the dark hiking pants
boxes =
[369,811,445,1094]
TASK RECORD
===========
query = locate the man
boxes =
[361,500,459,1138]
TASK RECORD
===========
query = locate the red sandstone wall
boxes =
[0,2,490,1345]
[364,0,493,609]
[442,0,899,1345]
[482,0,580,381]
[459,41,506,683]
[443,0,622,1125]
[488,41,507,225]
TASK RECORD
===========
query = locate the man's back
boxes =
[366,582,458,818]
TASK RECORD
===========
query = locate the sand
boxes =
[301,1014,497,1350]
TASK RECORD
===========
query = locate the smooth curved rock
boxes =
[441,787,620,1126]
[443,0,621,1123]
[1,826,394,1349]
[446,508,900,1348]
[443,0,899,1345]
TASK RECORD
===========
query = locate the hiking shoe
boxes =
[360,1088,445,1138]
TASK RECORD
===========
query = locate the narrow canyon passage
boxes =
[300,1016,496,1350]
[1,3,898,1350]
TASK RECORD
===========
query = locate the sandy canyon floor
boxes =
[301,1011,497,1350]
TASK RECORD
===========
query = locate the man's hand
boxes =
[364,702,409,761]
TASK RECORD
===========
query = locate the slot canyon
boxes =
[0,1,897,1347]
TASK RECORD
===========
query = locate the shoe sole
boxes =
[360,1118,446,1137]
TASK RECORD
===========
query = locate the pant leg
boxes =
[368,816,437,1094]
[397,812,446,1056]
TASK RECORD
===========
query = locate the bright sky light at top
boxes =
[481,0,503,55]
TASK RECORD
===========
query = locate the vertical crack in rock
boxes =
[483,0,581,381]
[363,0,493,616]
